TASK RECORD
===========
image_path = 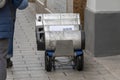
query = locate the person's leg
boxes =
[7,37,13,68]
[0,38,8,80]
[7,25,14,68]
[7,37,13,58]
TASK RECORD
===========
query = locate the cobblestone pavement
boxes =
[6,3,120,80]
[96,55,120,80]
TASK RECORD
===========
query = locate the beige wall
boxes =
[87,0,120,12]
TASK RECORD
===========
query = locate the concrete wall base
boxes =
[85,8,120,57]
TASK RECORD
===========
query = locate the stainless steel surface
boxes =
[35,13,83,51]
[55,40,74,57]
[45,31,82,50]
[43,13,80,26]
[36,13,80,26]
[36,14,43,27]
[36,13,81,42]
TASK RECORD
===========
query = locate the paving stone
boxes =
[6,3,120,80]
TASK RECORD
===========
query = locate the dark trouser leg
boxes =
[7,24,14,59]
[0,39,8,80]
[7,37,13,58]
[7,34,14,68]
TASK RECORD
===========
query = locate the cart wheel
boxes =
[45,56,52,72]
[52,57,56,70]
[76,54,84,71]
[45,51,47,70]
[72,56,76,69]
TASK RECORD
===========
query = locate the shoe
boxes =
[7,58,13,68]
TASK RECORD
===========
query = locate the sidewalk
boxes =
[7,3,120,80]
[96,55,120,80]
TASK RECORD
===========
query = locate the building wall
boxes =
[73,0,87,27]
[85,0,120,57]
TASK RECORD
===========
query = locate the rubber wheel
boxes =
[46,56,52,72]
[45,51,47,70]
[72,56,76,69]
[76,54,84,71]
[81,30,85,50]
